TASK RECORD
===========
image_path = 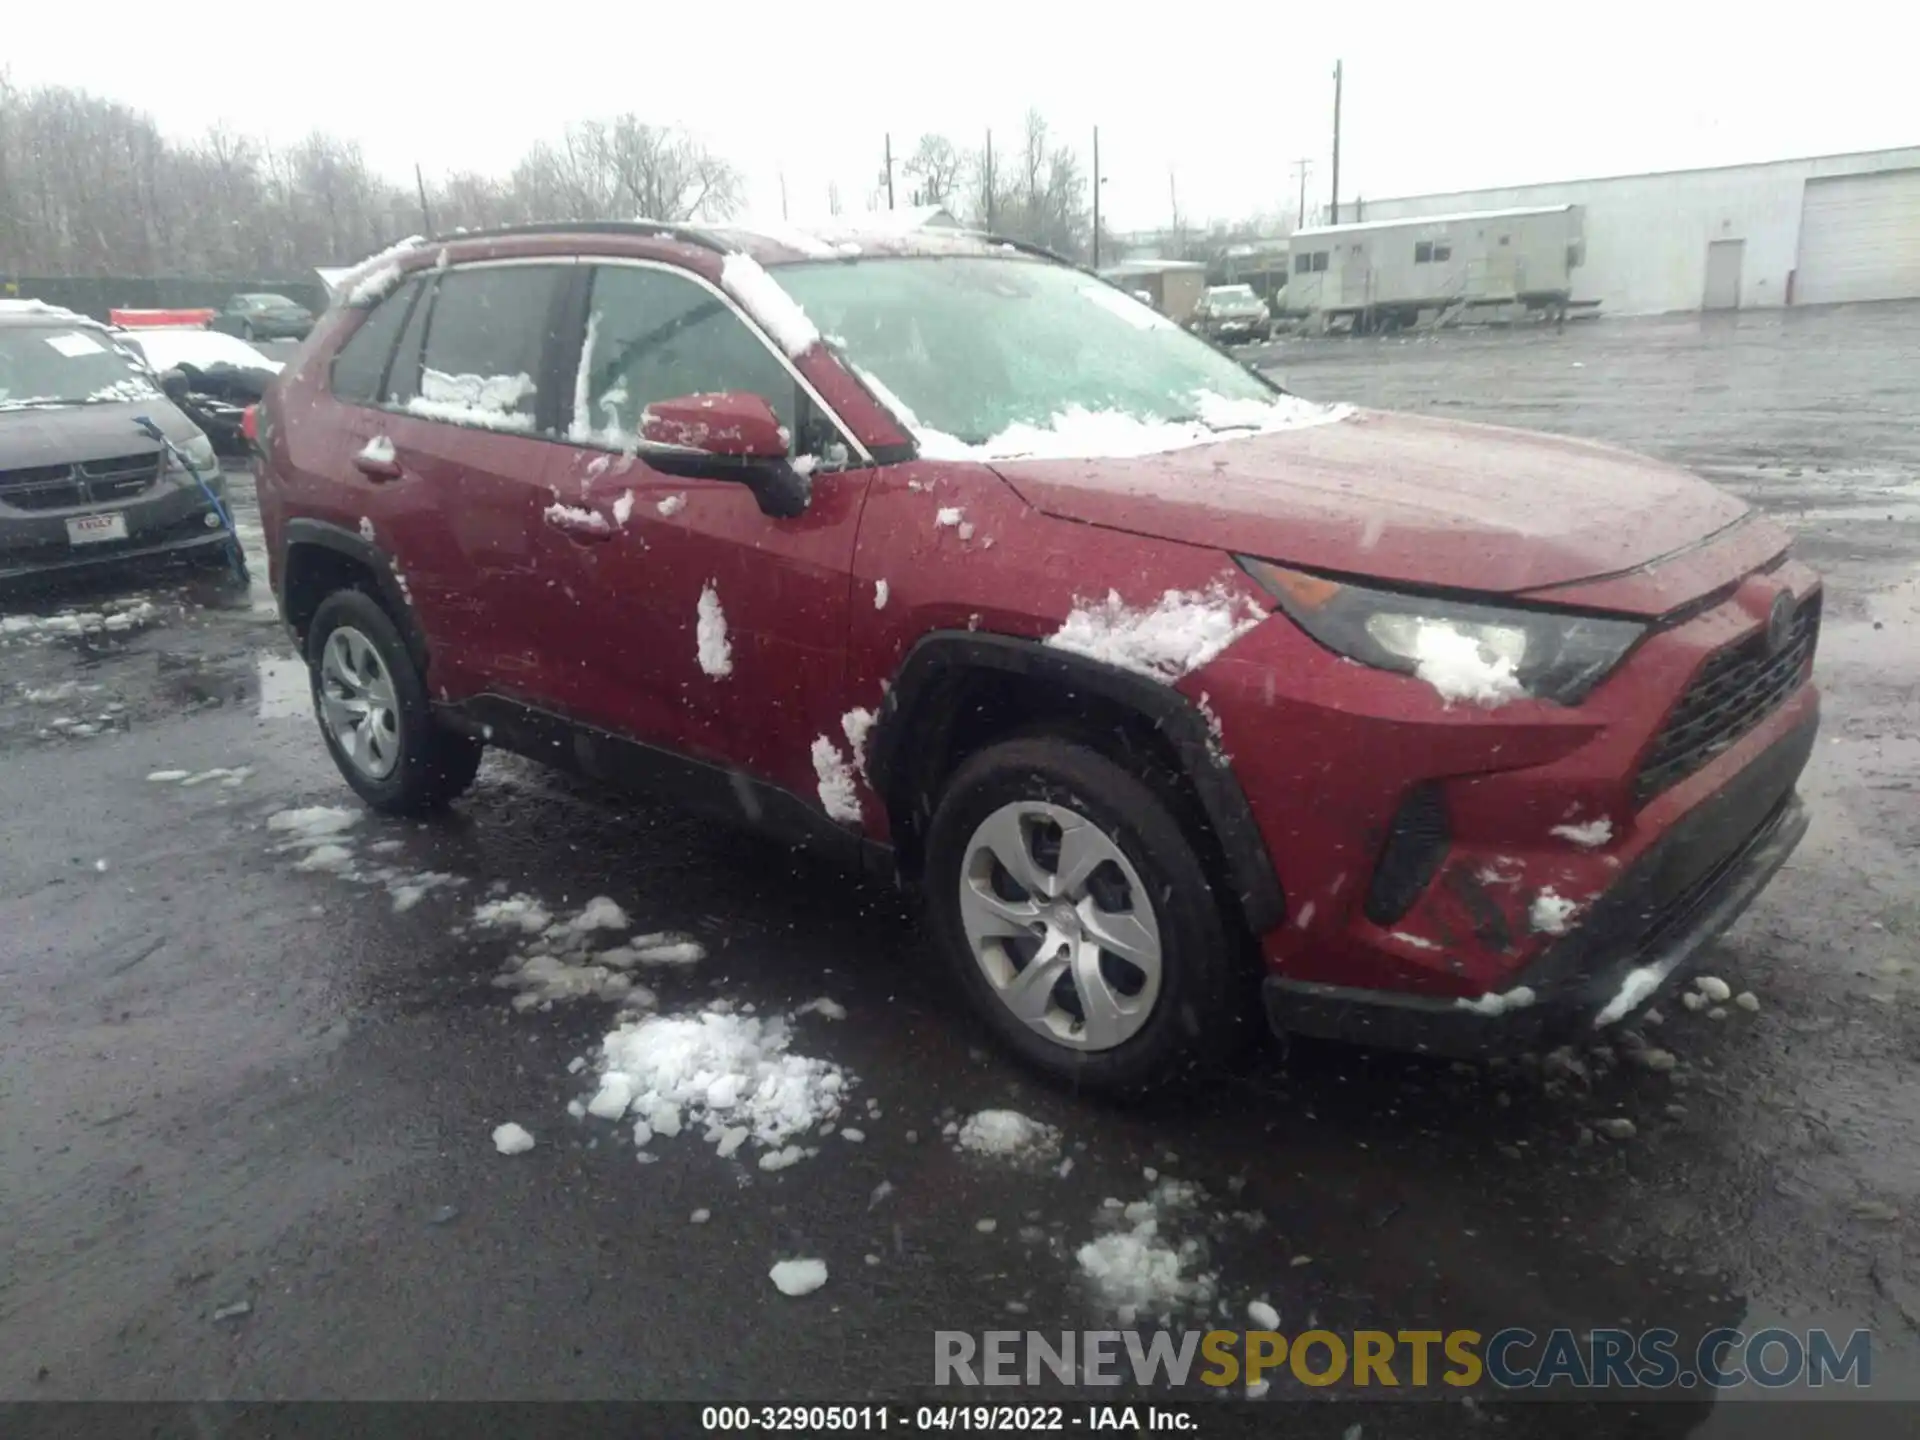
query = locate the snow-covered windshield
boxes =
[775,256,1280,446]
[1208,286,1263,310]
[0,325,161,409]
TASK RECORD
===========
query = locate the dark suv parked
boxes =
[258,223,1818,1092]
[1,303,234,582]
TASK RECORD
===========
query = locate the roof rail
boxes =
[428,220,728,253]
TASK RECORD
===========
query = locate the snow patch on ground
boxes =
[795,996,847,1020]
[1046,584,1263,684]
[956,1109,1060,1161]
[1075,1179,1216,1323]
[1530,889,1579,935]
[1,597,163,644]
[591,1006,852,1165]
[769,1258,828,1296]
[1552,818,1614,849]
[811,735,861,823]
[268,805,361,844]
[1412,626,1525,707]
[492,1122,536,1155]
[696,582,733,677]
[719,252,821,357]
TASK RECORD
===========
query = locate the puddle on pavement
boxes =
[257,654,310,719]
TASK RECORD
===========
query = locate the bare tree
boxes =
[902,133,962,208]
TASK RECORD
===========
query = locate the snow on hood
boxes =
[912,392,1350,463]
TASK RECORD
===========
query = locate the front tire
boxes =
[924,736,1254,1095]
[306,587,482,815]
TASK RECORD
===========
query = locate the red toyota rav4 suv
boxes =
[256,223,1819,1092]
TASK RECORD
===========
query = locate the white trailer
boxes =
[1286,204,1586,329]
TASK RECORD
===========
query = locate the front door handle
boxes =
[353,453,403,482]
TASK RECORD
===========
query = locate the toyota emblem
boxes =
[1765,591,1796,654]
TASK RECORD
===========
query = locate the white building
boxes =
[1355,147,1920,316]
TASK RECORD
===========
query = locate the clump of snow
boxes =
[873,579,889,610]
[612,491,635,527]
[840,707,877,779]
[268,805,361,844]
[1552,817,1613,848]
[957,1110,1061,1161]
[911,392,1350,462]
[935,507,963,528]
[769,1258,828,1296]
[598,933,707,967]
[1046,583,1264,684]
[696,582,733,678]
[146,769,190,783]
[1,598,163,644]
[407,368,537,431]
[1695,975,1732,1003]
[719,252,821,358]
[1413,626,1525,707]
[1530,890,1579,935]
[1391,930,1440,951]
[570,896,630,933]
[492,1122,536,1155]
[1075,1179,1216,1322]
[472,894,556,934]
[811,735,861,823]
[593,1007,852,1164]
[543,501,610,534]
[796,996,847,1020]
[1248,1299,1281,1329]
[1594,963,1664,1028]
[1735,991,1760,1012]
[1455,985,1537,1016]
[356,436,395,466]
[658,494,686,517]
[334,235,425,307]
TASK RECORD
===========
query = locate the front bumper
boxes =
[1263,714,1816,1055]
[0,478,232,583]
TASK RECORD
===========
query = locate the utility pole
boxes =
[1091,125,1101,268]
[780,170,789,221]
[1330,60,1343,224]
[884,133,895,210]
[1291,157,1313,229]
[414,162,433,235]
[1168,169,1180,258]
[984,128,994,232]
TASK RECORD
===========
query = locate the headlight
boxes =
[168,432,219,477]
[1238,557,1645,705]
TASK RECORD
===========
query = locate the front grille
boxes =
[1635,594,1820,805]
[0,451,161,511]
[1364,783,1450,925]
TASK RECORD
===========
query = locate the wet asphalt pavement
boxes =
[2,306,1917,1434]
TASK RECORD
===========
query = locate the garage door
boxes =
[1795,170,1920,305]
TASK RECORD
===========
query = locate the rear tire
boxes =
[306,587,482,815]
[923,736,1255,1096]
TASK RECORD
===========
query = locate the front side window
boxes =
[1415,241,1434,264]
[329,277,420,404]
[570,265,801,449]
[410,265,565,432]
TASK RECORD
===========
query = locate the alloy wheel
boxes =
[317,625,402,780]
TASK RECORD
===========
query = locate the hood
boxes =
[0,399,199,468]
[989,409,1755,605]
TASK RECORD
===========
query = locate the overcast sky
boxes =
[8,1,1915,232]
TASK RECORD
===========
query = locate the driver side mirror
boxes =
[158,367,191,404]
[639,391,812,519]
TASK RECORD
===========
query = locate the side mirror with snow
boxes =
[638,391,812,520]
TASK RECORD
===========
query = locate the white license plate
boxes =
[66,513,129,545]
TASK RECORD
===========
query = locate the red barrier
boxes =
[109,308,215,328]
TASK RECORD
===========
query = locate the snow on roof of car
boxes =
[119,328,283,374]
[0,298,107,330]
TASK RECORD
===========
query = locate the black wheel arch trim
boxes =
[867,630,1287,935]
[280,518,430,673]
